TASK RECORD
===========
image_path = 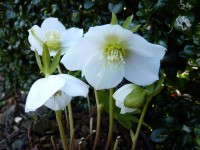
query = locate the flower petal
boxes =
[28,25,45,55]
[61,28,83,54]
[58,74,89,97]
[44,92,72,110]
[127,34,166,59]
[113,84,135,104]
[120,106,136,114]
[25,75,66,112]
[125,53,161,86]
[41,17,66,33]
[82,52,124,90]
[61,37,102,71]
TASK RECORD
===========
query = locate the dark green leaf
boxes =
[108,2,123,14]
[151,128,169,143]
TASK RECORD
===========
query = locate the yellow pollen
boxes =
[104,44,125,64]
[45,31,61,51]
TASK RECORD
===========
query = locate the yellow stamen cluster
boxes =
[45,31,61,51]
[104,44,125,65]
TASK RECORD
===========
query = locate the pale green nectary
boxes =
[61,24,166,90]
[28,17,83,56]
[25,74,89,112]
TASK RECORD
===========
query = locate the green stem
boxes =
[131,96,152,150]
[68,103,74,149]
[92,90,103,150]
[113,136,120,150]
[105,88,114,150]
[55,111,68,150]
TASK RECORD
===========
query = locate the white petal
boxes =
[61,37,102,71]
[44,92,72,110]
[41,17,66,33]
[125,53,161,86]
[25,75,66,112]
[61,28,83,54]
[113,84,137,114]
[127,34,166,59]
[82,52,124,90]
[58,74,89,97]
[120,106,136,114]
[113,84,135,104]
[28,25,45,55]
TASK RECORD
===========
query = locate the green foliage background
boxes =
[1,0,200,149]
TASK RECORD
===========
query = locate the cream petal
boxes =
[125,53,161,86]
[58,74,89,97]
[28,25,45,55]
[82,52,124,90]
[41,17,66,33]
[127,34,166,58]
[120,106,136,114]
[61,28,83,54]
[44,92,72,110]
[61,37,101,71]
[113,84,135,103]
[25,75,66,112]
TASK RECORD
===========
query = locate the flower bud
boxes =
[124,86,147,109]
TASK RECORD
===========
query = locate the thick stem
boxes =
[92,90,103,150]
[105,88,114,150]
[131,96,152,150]
[55,111,68,150]
[68,103,74,149]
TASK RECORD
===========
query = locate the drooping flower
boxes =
[28,17,83,56]
[113,84,145,114]
[25,74,89,112]
[61,24,166,90]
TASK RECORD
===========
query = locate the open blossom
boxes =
[28,17,83,56]
[61,24,166,90]
[113,84,137,114]
[25,74,89,112]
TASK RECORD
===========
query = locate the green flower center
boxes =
[45,31,61,51]
[54,90,62,97]
[104,44,125,65]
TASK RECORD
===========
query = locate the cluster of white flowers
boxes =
[26,17,166,114]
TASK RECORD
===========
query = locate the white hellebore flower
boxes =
[61,24,166,90]
[25,74,89,112]
[28,17,83,56]
[113,84,136,114]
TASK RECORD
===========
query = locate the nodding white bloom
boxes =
[25,74,89,112]
[28,17,83,56]
[176,16,192,31]
[61,24,166,90]
[113,84,136,114]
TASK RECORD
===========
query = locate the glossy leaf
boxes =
[151,128,169,143]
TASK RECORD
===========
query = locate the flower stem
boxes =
[93,90,103,150]
[105,88,114,150]
[68,103,74,149]
[55,110,68,150]
[131,96,152,150]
